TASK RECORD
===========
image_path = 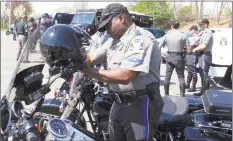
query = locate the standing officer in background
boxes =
[83,3,164,141]
[27,17,37,53]
[160,20,187,97]
[185,25,200,92]
[15,16,28,62]
[193,19,213,96]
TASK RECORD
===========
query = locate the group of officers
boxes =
[14,13,53,62]
[11,3,213,140]
[160,18,213,97]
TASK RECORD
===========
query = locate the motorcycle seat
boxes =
[159,95,189,125]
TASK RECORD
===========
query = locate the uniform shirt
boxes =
[199,28,213,52]
[89,31,112,53]
[15,21,26,34]
[91,23,160,93]
[160,30,187,52]
[27,21,37,33]
[186,34,200,52]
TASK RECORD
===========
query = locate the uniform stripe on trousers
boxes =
[142,97,149,140]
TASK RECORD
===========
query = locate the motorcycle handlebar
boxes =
[25,132,38,141]
[48,73,61,86]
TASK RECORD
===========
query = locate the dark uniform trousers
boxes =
[198,52,212,93]
[16,34,27,61]
[186,52,198,88]
[109,89,164,141]
[109,85,164,141]
[164,53,186,96]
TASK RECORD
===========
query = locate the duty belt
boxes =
[111,83,160,103]
[167,51,184,55]
[187,52,197,55]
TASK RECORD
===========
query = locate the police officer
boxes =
[185,25,200,92]
[160,20,187,97]
[30,13,54,54]
[27,17,37,37]
[40,13,54,33]
[193,19,213,96]
[27,17,37,53]
[15,16,28,62]
[82,3,164,141]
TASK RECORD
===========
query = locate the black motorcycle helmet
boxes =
[39,24,85,66]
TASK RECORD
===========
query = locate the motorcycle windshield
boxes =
[4,27,45,103]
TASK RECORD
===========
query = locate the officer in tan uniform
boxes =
[193,19,213,96]
[159,20,187,97]
[82,3,164,141]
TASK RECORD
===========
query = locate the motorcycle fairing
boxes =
[13,64,44,87]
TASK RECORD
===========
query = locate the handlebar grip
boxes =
[26,132,38,141]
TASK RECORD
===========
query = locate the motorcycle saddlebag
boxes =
[184,127,218,141]
[201,90,232,116]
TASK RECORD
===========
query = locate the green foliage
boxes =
[222,8,232,17]
[177,6,196,23]
[4,2,34,24]
[129,1,173,29]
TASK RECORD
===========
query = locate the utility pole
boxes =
[195,2,199,22]
[199,1,204,20]
[173,2,177,20]
[9,2,11,26]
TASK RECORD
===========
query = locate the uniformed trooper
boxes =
[82,3,164,141]
[27,17,37,53]
[15,16,28,62]
[159,20,187,97]
[193,19,213,96]
[185,25,200,92]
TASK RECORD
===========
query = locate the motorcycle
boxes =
[42,71,232,141]
[0,26,97,141]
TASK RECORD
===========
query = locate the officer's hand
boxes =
[192,48,197,52]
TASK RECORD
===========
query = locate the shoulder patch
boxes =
[135,30,142,36]
[131,37,144,51]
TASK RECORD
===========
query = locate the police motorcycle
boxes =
[0,24,97,141]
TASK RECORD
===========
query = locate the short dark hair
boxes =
[198,18,209,26]
[170,20,180,29]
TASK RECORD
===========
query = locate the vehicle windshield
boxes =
[71,13,95,25]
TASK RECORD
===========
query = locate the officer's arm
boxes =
[158,35,166,49]
[85,40,109,66]
[193,32,212,52]
[82,68,137,85]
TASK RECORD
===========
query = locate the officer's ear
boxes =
[118,14,125,24]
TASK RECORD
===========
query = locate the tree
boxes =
[177,6,196,23]
[14,4,26,19]
[129,1,173,29]
[5,2,33,24]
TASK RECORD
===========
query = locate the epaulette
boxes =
[135,29,142,36]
